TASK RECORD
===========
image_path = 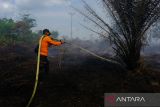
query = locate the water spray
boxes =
[65,42,122,66]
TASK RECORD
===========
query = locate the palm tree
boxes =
[76,0,160,70]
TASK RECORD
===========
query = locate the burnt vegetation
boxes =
[0,43,160,107]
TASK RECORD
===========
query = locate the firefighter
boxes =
[39,29,64,74]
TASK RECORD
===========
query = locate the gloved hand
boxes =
[60,40,65,44]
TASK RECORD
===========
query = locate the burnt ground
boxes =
[0,44,160,107]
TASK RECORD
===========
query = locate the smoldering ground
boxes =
[0,39,160,107]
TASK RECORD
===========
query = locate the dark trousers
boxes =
[40,55,49,74]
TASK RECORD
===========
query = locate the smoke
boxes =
[143,22,160,55]
[48,37,114,65]
[142,43,160,55]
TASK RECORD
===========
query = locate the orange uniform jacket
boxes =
[40,36,62,56]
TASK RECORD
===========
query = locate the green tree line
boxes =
[0,14,37,45]
[0,14,60,46]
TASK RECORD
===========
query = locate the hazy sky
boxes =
[0,0,101,39]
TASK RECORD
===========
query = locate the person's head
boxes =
[43,29,51,36]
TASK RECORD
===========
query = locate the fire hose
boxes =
[26,38,124,107]
[26,35,44,107]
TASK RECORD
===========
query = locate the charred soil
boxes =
[0,44,160,107]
